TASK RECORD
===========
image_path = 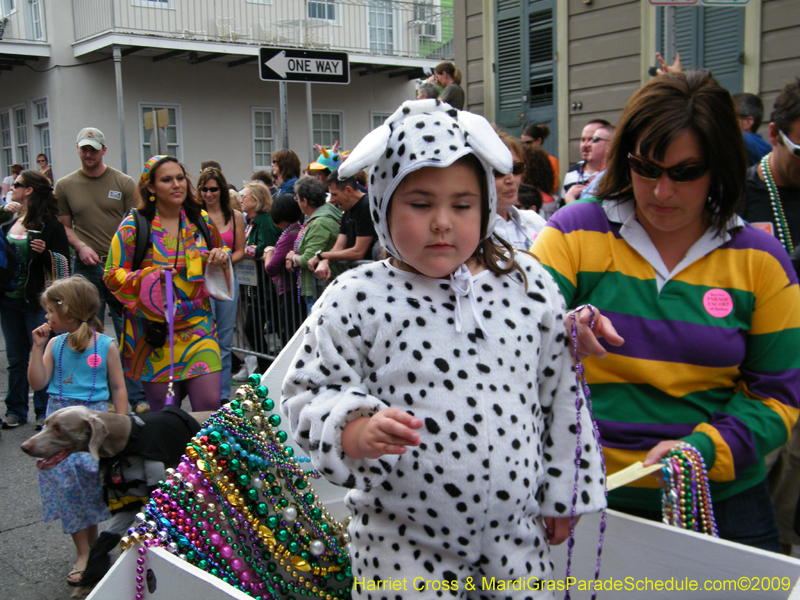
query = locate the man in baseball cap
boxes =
[56,126,149,414]
[76,127,106,151]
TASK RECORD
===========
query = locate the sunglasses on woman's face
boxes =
[200,186,220,193]
[627,153,709,183]
[12,181,25,188]
[493,162,525,178]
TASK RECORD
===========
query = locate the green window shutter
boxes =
[701,7,744,94]
[496,0,524,125]
[657,6,743,94]
[528,9,554,108]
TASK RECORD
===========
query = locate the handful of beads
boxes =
[661,442,718,537]
[120,375,353,600]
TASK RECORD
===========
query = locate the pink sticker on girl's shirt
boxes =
[703,289,733,318]
[87,354,102,368]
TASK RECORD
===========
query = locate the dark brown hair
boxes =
[197,167,233,226]
[272,149,301,181]
[522,146,555,195]
[19,170,58,231]
[137,156,202,223]
[594,70,746,234]
[522,124,550,142]
[771,78,800,135]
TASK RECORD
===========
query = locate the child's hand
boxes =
[544,515,579,546]
[342,407,423,460]
[32,323,52,347]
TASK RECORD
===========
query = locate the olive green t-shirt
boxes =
[55,166,137,258]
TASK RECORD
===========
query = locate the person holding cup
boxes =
[0,170,69,429]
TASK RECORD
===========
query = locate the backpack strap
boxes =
[127,208,214,272]
[191,214,213,250]
[130,208,151,272]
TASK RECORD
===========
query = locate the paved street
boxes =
[0,315,83,600]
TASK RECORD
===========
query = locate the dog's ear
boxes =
[86,415,109,461]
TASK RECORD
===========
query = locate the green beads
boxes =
[267,515,279,529]
[276,529,289,542]
[268,414,281,427]
[262,398,275,412]
[238,473,250,487]
[294,477,307,490]
[229,458,240,471]
[247,489,259,502]
[247,373,261,386]
[255,502,268,516]
[217,443,232,456]
[208,430,222,444]
[255,385,268,398]
[303,493,315,505]
[275,430,287,443]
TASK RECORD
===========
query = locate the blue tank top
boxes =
[47,333,113,402]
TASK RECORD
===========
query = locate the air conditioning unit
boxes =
[414,21,436,39]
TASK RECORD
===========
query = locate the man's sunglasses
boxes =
[627,153,709,183]
[493,162,525,177]
[200,186,220,193]
[780,130,800,159]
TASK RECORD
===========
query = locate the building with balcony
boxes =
[0,0,453,183]
[455,0,800,178]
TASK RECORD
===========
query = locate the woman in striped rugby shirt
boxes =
[534,70,800,552]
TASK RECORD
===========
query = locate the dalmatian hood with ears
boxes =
[338,99,513,262]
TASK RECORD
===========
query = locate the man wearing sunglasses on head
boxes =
[740,79,800,556]
[560,119,611,203]
[574,124,616,203]
[738,79,800,272]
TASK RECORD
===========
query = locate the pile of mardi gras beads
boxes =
[120,375,353,600]
[661,442,718,537]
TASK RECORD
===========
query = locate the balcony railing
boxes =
[0,2,47,44]
[72,0,453,61]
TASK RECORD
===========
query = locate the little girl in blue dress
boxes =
[28,275,128,586]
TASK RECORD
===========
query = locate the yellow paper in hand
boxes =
[606,461,663,491]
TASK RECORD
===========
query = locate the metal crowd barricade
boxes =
[231,258,372,363]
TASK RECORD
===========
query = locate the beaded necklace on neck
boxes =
[59,328,98,403]
[761,153,794,254]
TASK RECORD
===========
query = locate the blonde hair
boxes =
[41,275,104,352]
[228,188,242,212]
[243,180,273,214]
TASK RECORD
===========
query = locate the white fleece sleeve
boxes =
[534,270,607,517]
[281,311,400,492]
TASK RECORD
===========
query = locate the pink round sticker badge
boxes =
[703,289,733,318]
[87,354,103,368]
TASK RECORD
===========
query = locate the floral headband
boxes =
[141,155,168,181]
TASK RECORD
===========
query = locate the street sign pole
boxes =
[280,81,289,150]
[262,47,350,153]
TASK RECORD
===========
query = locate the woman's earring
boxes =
[150,194,155,202]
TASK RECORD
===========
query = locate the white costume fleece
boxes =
[281,100,606,599]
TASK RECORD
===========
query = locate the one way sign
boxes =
[259,47,350,84]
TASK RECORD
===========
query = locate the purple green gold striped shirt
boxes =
[533,198,800,510]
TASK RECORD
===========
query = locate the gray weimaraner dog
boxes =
[21,405,213,597]
[21,405,212,466]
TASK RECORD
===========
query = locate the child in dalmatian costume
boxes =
[282,99,606,600]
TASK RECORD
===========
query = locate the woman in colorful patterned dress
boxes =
[104,156,230,412]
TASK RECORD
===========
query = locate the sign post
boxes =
[259,47,350,84]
